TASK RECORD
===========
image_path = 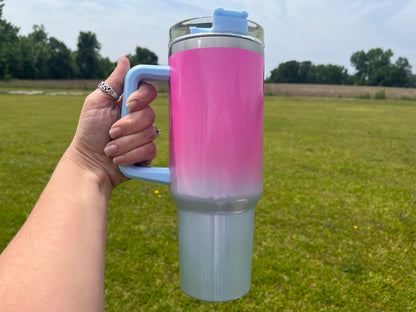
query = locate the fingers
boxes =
[108,82,157,138]
[105,125,158,159]
[114,142,157,166]
[105,82,159,166]
[105,132,157,166]
[125,82,157,112]
[109,106,156,139]
[105,110,158,165]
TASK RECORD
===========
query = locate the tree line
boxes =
[1,0,415,87]
[267,48,415,88]
[0,0,158,80]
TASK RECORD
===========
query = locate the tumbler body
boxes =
[168,35,264,301]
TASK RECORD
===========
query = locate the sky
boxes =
[3,0,416,77]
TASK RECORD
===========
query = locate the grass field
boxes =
[1,93,415,311]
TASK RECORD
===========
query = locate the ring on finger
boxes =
[97,81,120,101]
[153,125,162,136]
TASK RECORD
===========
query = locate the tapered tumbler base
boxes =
[174,193,260,302]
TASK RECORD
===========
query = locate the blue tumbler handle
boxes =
[119,65,171,185]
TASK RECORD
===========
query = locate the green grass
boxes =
[1,93,416,311]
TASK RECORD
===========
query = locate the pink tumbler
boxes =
[120,7,264,301]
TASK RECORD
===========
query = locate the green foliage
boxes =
[28,25,51,78]
[374,89,386,100]
[0,9,20,79]
[268,60,307,83]
[351,48,412,87]
[48,37,76,79]
[357,93,372,99]
[0,0,4,18]
[0,1,158,80]
[1,93,416,311]
[267,48,413,88]
[76,31,103,78]
[126,46,159,66]
[267,60,352,85]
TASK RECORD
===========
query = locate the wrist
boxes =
[63,144,114,197]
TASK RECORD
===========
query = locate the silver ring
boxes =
[97,81,120,101]
[154,125,162,136]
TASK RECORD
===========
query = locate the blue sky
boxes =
[3,0,416,77]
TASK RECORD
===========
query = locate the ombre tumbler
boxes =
[119,7,264,301]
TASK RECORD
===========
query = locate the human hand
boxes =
[67,56,158,188]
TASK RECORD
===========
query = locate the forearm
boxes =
[0,56,156,311]
[0,150,112,312]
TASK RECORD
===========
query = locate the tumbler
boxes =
[119,7,264,301]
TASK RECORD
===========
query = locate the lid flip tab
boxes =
[191,7,249,35]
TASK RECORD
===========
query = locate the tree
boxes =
[392,57,412,87]
[0,0,4,18]
[0,5,160,80]
[99,56,115,78]
[76,31,102,78]
[48,37,75,79]
[350,48,412,87]
[9,24,53,79]
[28,25,51,78]
[267,60,351,85]
[16,36,37,79]
[126,46,158,66]
[355,48,393,85]
[298,61,314,83]
[408,74,416,88]
[267,60,301,83]
[314,64,351,85]
[0,0,20,80]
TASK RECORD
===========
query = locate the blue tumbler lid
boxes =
[191,7,249,35]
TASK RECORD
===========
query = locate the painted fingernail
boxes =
[113,155,125,165]
[104,144,118,156]
[126,101,138,112]
[109,127,122,139]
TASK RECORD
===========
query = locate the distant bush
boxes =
[357,93,371,99]
[374,90,386,100]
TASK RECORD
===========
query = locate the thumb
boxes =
[105,55,131,97]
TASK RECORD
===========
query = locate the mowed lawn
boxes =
[0,93,415,311]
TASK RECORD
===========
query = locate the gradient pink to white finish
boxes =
[168,47,264,199]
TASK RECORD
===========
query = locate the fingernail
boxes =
[104,144,118,157]
[109,127,122,139]
[126,101,138,112]
[117,55,124,65]
[113,155,125,165]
